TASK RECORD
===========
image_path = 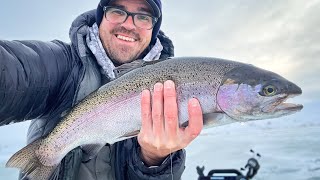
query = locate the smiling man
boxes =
[99,0,155,63]
[0,0,203,179]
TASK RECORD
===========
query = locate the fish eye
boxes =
[263,85,277,96]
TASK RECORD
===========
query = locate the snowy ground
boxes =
[0,122,29,180]
[183,124,320,180]
[0,114,319,180]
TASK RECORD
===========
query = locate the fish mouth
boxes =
[263,94,303,113]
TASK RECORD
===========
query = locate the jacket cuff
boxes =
[127,141,186,180]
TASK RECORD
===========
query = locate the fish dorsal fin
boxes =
[119,130,140,139]
[113,130,140,143]
[81,144,105,161]
[113,59,167,78]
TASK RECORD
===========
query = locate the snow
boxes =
[183,123,320,180]
[0,115,319,180]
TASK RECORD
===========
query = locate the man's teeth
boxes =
[116,35,135,42]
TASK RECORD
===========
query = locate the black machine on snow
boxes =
[196,149,261,180]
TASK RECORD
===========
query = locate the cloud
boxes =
[1,0,318,106]
[0,0,97,41]
[162,0,320,103]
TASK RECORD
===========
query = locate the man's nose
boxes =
[121,15,136,30]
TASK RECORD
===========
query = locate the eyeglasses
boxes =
[103,6,158,30]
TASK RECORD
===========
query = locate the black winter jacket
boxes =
[0,10,185,180]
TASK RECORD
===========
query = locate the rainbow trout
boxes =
[6,57,303,179]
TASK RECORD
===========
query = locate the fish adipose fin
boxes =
[6,139,56,180]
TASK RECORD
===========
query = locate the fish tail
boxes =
[6,139,57,180]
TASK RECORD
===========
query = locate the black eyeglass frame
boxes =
[103,6,158,30]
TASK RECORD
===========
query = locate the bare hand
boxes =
[137,80,203,166]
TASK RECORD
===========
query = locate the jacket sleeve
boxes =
[115,138,186,180]
[0,39,78,126]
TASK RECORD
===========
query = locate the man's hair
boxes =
[96,0,162,45]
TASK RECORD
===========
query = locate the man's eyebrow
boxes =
[109,4,123,10]
[112,4,153,15]
[138,7,153,15]
[112,4,125,9]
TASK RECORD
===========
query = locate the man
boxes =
[0,0,203,179]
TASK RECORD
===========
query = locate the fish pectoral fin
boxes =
[203,112,238,127]
[203,112,225,125]
[180,112,226,128]
[81,144,105,161]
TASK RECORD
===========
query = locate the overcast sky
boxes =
[0,1,319,179]
[1,0,319,121]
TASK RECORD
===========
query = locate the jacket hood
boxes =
[69,9,173,58]
[69,9,96,57]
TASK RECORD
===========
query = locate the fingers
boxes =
[183,98,203,144]
[152,83,165,139]
[163,80,179,140]
[140,89,152,135]
[139,80,203,154]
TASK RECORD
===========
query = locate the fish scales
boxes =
[41,58,241,162]
[6,57,302,180]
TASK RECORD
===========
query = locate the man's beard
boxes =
[104,27,145,64]
[107,45,139,65]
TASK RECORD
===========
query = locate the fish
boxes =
[6,57,303,180]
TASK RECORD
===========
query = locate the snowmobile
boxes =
[197,149,261,180]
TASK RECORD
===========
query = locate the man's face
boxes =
[99,0,153,64]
